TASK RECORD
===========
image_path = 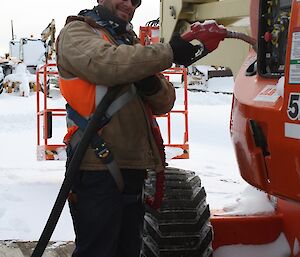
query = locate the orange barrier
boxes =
[139,26,160,45]
[161,67,189,159]
[36,63,66,160]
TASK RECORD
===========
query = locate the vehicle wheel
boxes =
[142,167,213,257]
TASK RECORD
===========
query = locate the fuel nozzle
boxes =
[181,21,227,47]
[181,21,257,52]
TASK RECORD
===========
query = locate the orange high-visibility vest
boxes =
[59,30,111,117]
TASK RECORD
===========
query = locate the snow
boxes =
[220,186,275,216]
[276,76,285,97]
[172,65,234,93]
[3,63,36,97]
[4,62,36,84]
[206,77,234,94]
[0,67,3,82]
[165,146,183,160]
[202,20,226,30]
[0,74,282,255]
[0,92,72,241]
[294,238,300,256]
[214,233,291,257]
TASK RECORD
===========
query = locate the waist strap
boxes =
[66,84,136,192]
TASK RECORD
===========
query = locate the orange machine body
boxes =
[211,0,300,255]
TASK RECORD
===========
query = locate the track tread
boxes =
[142,167,213,257]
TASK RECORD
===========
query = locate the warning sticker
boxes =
[291,32,300,59]
[290,31,300,84]
[254,85,280,103]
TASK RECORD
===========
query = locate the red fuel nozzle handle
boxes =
[181,21,257,52]
[181,21,228,52]
[182,21,227,42]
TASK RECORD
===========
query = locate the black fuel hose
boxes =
[31,86,122,257]
[226,31,257,52]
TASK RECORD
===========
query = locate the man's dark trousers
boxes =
[69,169,146,257]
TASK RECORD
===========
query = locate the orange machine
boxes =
[211,0,300,254]
[140,1,300,257]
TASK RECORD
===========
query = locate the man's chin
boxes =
[116,11,131,22]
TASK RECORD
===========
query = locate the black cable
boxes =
[31,86,122,257]
[226,31,257,52]
[146,18,159,27]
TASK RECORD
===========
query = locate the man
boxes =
[56,0,225,256]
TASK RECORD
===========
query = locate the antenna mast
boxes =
[11,20,15,40]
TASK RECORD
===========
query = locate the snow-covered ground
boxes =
[0,77,284,256]
[0,90,73,241]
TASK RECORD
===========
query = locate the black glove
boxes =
[134,75,162,96]
[169,34,208,67]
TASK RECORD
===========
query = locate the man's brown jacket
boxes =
[57,18,175,171]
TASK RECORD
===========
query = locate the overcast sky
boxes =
[0,0,160,56]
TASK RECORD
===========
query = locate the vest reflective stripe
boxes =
[95,85,108,108]
[59,29,111,117]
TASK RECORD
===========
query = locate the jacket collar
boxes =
[78,6,133,37]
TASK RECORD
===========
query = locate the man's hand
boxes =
[169,34,205,67]
[134,75,162,96]
[182,21,227,52]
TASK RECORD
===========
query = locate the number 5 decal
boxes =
[288,93,300,120]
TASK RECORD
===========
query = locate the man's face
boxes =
[98,0,139,22]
